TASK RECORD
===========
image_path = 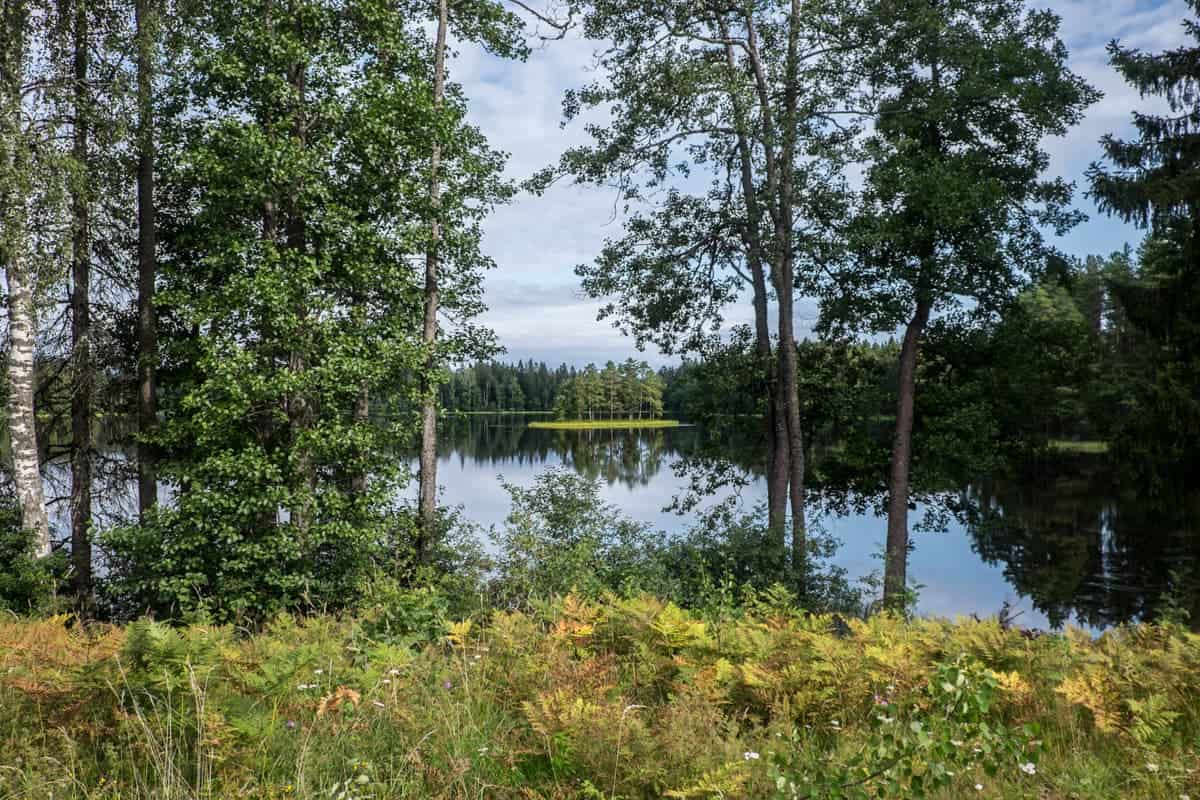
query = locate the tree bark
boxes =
[350,383,369,496]
[719,26,788,540]
[285,28,314,531]
[6,249,50,556]
[883,298,931,609]
[135,0,158,518]
[777,0,807,584]
[69,0,92,605]
[1,0,51,557]
[416,0,448,560]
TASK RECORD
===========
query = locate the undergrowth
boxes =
[1,594,1197,799]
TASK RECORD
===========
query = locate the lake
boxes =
[427,415,1200,631]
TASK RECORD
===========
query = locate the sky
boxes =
[450,0,1194,367]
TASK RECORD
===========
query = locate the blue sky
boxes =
[451,0,1193,366]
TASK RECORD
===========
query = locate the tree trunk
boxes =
[285,37,313,531]
[416,0,448,560]
[777,304,806,586]
[883,299,931,609]
[1,2,49,554]
[350,383,369,496]
[135,0,158,517]
[69,0,92,606]
[6,251,50,556]
[771,0,807,579]
[720,29,787,540]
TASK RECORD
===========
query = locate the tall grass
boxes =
[0,599,1197,799]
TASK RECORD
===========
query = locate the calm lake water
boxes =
[429,415,1200,631]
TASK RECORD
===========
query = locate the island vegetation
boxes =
[1,0,1199,797]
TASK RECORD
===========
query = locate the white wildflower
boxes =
[313,669,324,675]
[743,751,760,761]
[1019,762,1036,776]
[975,784,983,792]
[1146,763,1160,773]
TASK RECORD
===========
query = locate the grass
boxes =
[528,418,682,430]
[454,410,554,416]
[1,597,1198,799]
[1049,439,1110,454]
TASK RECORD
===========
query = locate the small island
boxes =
[529,418,681,430]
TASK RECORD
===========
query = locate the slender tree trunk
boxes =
[416,0,448,560]
[777,294,806,584]
[1,1,50,556]
[68,0,92,605]
[720,27,788,540]
[772,0,807,581]
[285,29,313,531]
[7,251,50,555]
[350,382,369,495]
[135,0,158,517]
[883,298,931,609]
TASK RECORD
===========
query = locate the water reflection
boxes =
[964,463,1200,629]
[440,415,698,489]
[439,416,1200,628]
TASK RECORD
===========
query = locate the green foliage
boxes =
[101,0,523,622]
[490,468,674,606]
[0,497,62,614]
[551,360,664,421]
[2,603,1199,798]
[771,658,1040,798]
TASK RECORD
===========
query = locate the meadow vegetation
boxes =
[1,595,1198,800]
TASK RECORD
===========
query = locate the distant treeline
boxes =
[441,359,673,417]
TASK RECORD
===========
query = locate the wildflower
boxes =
[355,773,370,785]
[1181,795,1190,800]
[1146,763,1160,773]
[473,654,482,661]
[442,679,453,690]
[950,739,964,748]
[313,669,324,675]
[478,746,489,754]
[873,693,888,706]
[381,679,391,685]
[1019,762,1036,776]
[975,784,983,792]
[876,715,895,724]
[285,720,297,730]
[389,668,401,676]
[743,751,760,761]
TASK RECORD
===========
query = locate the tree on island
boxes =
[552,361,664,420]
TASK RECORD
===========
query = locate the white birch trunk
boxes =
[7,244,51,556]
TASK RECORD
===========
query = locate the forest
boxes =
[1,0,1200,797]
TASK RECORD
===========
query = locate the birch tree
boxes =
[1,0,52,557]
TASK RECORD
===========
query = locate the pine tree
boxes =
[1087,1,1200,482]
